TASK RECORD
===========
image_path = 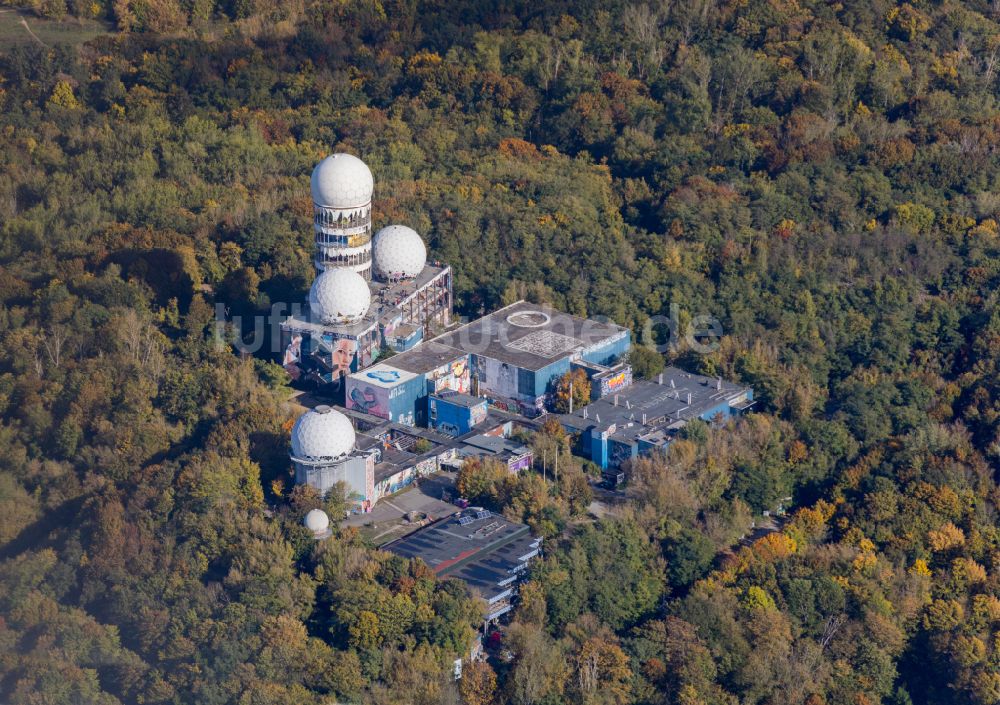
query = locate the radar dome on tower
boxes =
[373,225,427,280]
[309,268,371,324]
[291,406,356,461]
[311,153,374,209]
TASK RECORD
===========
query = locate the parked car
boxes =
[454,497,469,508]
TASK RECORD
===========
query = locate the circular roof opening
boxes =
[506,310,551,328]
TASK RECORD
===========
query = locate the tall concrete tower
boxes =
[310,153,375,279]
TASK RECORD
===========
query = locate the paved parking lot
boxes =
[342,470,460,546]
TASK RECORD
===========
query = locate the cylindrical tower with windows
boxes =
[310,153,374,279]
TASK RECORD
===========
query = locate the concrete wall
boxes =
[475,356,520,399]
[373,451,455,501]
[295,455,370,500]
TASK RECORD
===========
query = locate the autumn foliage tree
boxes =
[552,368,591,413]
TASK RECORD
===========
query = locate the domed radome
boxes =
[311,153,374,209]
[309,268,371,324]
[304,508,331,538]
[291,405,356,461]
[373,225,427,279]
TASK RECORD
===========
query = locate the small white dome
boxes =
[373,225,427,279]
[291,406,356,461]
[304,508,330,534]
[311,153,374,209]
[309,268,371,324]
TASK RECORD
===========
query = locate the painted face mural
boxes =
[283,334,302,367]
[330,338,357,379]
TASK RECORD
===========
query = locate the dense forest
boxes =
[2,0,1000,703]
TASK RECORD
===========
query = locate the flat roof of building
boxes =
[384,509,537,601]
[389,341,468,375]
[348,362,419,389]
[281,263,450,338]
[448,533,541,601]
[560,366,751,442]
[390,322,421,339]
[461,434,530,456]
[432,390,486,408]
[432,301,628,372]
[370,262,450,317]
[281,311,379,339]
[339,406,521,485]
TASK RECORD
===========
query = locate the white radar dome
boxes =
[309,268,371,324]
[304,509,331,537]
[291,406,356,461]
[311,153,374,209]
[373,225,427,279]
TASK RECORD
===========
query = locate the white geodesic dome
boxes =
[304,508,331,535]
[373,225,427,279]
[291,406,356,461]
[309,268,371,324]
[310,153,374,209]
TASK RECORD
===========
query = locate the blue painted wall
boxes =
[393,326,423,351]
[580,333,630,367]
[429,395,487,436]
[533,358,571,398]
[387,375,429,427]
[589,428,608,468]
[637,438,664,456]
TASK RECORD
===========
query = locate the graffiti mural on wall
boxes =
[321,336,358,385]
[609,440,633,468]
[470,403,488,427]
[382,466,416,496]
[430,357,470,394]
[348,384,390,419]
[481,421,511,438]
[378,456,438,498]
[283,334,302,379]
[358,339,375,369]
[488,398,519,414]
[508,452,533,473]
[283,334,302,366]
[599,367,632,397]
[364,454,375,509]
[382,314,400,348]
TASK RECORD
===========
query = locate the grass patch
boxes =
[0,8,112,50]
